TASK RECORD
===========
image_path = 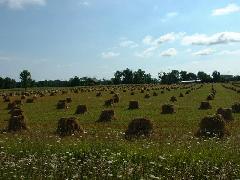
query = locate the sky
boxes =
[0,0,240,80]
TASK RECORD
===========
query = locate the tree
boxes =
[122,68,133,84]
[212,71,221,83]
[197,71,212,83]
[112,71,123,85]
[20,70,32,90]
[180,71,188,81]
[69,76,80,87]
[133,69,145,84]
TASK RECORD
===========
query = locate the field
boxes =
[1,83,240,179]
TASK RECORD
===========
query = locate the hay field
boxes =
[0,83,240,179]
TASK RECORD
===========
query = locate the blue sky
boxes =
[0,0,240,80]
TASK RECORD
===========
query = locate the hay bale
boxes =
[9,108,23,117]
[112,94,120,103]
[232,102,240,113]
[125,118,153,139]
[75,105,88,114]
[56,117,83,136]
[26,98,34,103]
[161,104,175,114]
[170,96,177,102]
[185,90,190,94]
[128,101,139,110]
[179,93,184,97]
[110,91,115,94]
[144,93,150,99]
[196,114,227,138]
[3,96,10,102]
[104,99,114,107]
[57,100,69,109]
[216,108,234,122]
[207,94,214,100]
[7,102,17,110]
[21,95,26,100]
[96,92,102,97]
[199,101,212,110]
[66,97,72,103]
[7,115,27,132]
[153,92,158,96]
[97,110,115,122]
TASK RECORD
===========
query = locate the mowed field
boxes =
[0,83,240,179]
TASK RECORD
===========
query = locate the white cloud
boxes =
[212,4,240,16]
[192,48,215,56]
[142,33,178,46]
[0,0,46,9]
[101,52,120,59]
[119,40,138,48]
[182,32,240,46]
[217,49,240,56]
[135,46,157,58]
[160,48,177,57]
[0,56,11,61]
[78,1,90,7]
[161,12,179,22]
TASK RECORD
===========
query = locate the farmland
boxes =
[0,83,240,179]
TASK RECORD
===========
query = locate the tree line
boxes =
[0,69,240,89]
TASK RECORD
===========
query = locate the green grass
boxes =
[0,83,240,179]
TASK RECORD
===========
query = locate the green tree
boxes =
[70,76,80,87]
[20,70,32,90]
[212,71,221,82]
[112,71,123,84]
[197,71,212,83]
[122,68,133,84]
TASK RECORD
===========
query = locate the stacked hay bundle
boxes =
[104,99,114,107]
[7,107,27,132]
[153,92,158,96]
[96,92,102,97]
[56,117,83,136]
[128,101,139,110]
[199,101,212,110]
[75,105,88,114]
[112,94,120,103]
[161,104,175,114]
[97,110,115,122]
[66,97,72,103]
[57,100,69,109]
[125,118,153,139]
[216,108,234,122]
[170,96,177,102]
[232,102,240,113]
[195,114,228,138]
[26,98,34,103]
[144,93,150,99]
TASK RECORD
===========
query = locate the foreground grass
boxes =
[0,83,240,179]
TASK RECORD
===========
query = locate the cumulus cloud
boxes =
[161,12,179,22]
[182,32,240,46]
[217,49,240,56]
[142,33,178,46]
[78,1,90,7]
[160,48,177,57]
[0,0,46,9]
[119,40,138,48]
[192,48,215,56]
[212,4,240,16]
[101,52,120,59]
[135,46,157,58]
